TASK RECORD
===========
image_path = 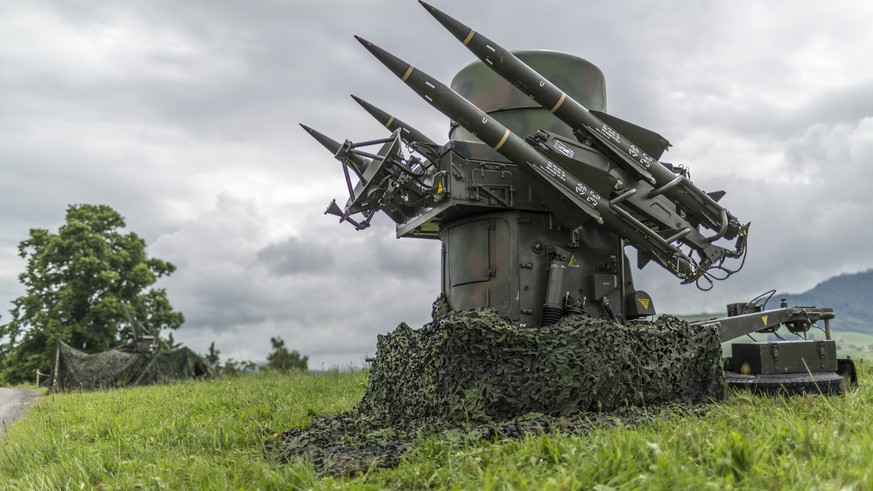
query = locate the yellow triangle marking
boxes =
[761,315,769,326]
[639,298,650,310]
[436,182,443,194]
[567,255,580,268]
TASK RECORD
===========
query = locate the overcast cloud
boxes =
[2,1,872,367]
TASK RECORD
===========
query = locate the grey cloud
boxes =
[255,236,335,276]
[785,118,873,180]
[150,194,438,366]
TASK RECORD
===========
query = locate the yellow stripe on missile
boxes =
[463,30,476,45]
[494,129,510,151]
[384,116,395,129]
[402,66,415,81]
[550,93,566,113]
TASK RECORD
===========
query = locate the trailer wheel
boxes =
[724,371,846,396]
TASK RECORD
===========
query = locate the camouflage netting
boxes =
[268,299,724,475]
[51,341,219,392]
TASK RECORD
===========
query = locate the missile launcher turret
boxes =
[301,2,856,393]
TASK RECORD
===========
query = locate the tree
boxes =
[222,358,257,376]
[265,337,308,372]
[0,204,185,384]
[205,342,221,368]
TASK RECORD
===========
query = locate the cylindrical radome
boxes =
[450,51,606,142]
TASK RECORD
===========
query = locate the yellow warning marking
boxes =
[639,298,650,310]
[568,255,580,268]
[401,66,415,81]
[436,182,443,194]
[463,30,476,45]
[550,92,566,113]
[761,315,769,326]
[384,116,395,129]
[493,129,510,151]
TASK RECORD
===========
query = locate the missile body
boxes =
[419,1,743,242]
[351,95,438,148]
[355,36,697,279]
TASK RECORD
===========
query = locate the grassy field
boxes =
[1,365,872,489]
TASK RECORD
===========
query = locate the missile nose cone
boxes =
[351,94,381,118]
[299,123,333,147]
[353,34,369,47]
[350,94,380,117]
[355,36,414,81]
[418,1,472,43]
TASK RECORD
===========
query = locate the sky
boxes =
[2,1,873,368]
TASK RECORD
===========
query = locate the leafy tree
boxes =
[205,342,259,376]
[0,204,184,384]
[265,336,308,372]
[205,342,221,368]
[222,358,257,376]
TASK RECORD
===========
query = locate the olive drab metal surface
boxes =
[449,50,606,142]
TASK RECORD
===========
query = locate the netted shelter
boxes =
[50,341,219,392]
[269,299,725,475]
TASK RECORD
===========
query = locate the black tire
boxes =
[724,370,846,396]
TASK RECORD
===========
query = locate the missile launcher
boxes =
[301,2,856,393]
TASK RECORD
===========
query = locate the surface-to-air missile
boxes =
[301,2,856,393]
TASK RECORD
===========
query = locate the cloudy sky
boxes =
[2,1,872,368]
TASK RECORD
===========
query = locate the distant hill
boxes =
[778,269,873,334]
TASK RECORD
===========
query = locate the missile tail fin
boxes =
[589,110,671,160]
[707,190,726,203]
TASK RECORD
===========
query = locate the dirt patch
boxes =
[0,388,41,437]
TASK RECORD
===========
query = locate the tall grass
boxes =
[0,370,367,489]
[1,363,871,489]
[369,365,873,490]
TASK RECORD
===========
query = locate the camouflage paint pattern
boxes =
[450,50,606,141]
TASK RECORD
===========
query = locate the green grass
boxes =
[372,371,873,490]
[2,366,872,490]
[0,371,367,489]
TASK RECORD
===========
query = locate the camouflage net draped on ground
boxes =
[51,341,219,391]
[269,301,723,475]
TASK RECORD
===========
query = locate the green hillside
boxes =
[778,269,873,334]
